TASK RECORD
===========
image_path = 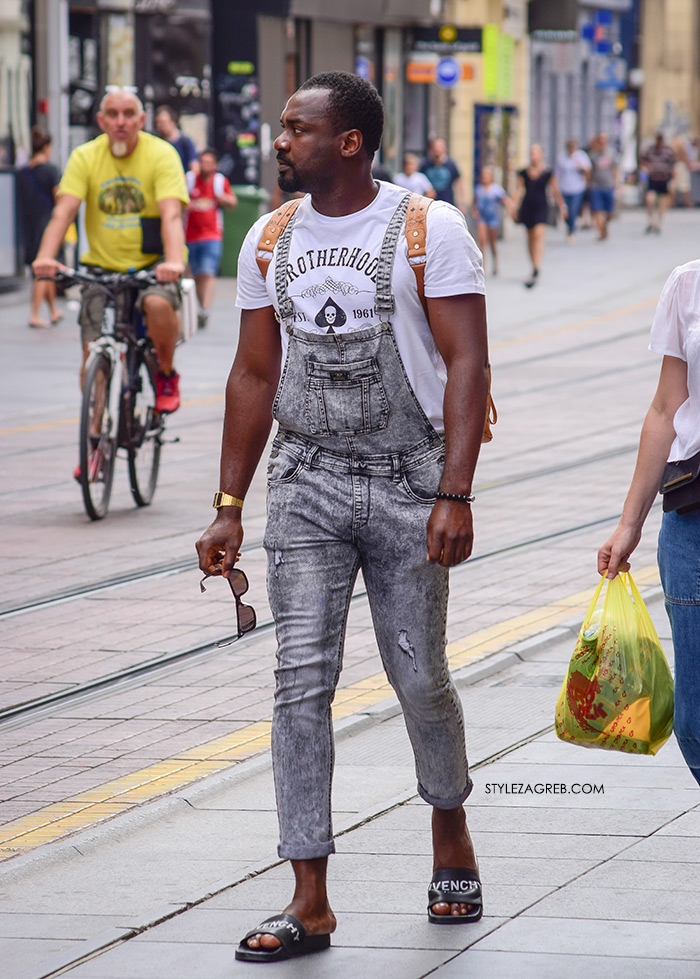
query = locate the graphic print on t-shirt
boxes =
[314,297,347,333]
[284,245,381,332]
[98,178,145,215]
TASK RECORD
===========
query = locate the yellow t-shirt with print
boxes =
[58,132,189,271]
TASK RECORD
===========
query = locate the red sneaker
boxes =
[73,464,81,482]
[155,370,180,414]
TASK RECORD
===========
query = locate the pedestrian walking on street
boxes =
[598,259,700,788]
[16,127,62,328]
[196,69,488,963]
[154,104,199,174]
[670,132,696,208]
[420,137,466,209]
[393,151,436,197]
[588,132,619,241]
[640,132,676,233]
[554,139,591,242]
[472,165,514,275]
[185,148,237,328]
[515,143,566,288]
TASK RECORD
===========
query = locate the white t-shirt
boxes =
[649,259,700,461]
[392,171,435,196]
[236,181,485,432]
[555,150,591,195]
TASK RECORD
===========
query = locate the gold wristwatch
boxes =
[213,492,244,509]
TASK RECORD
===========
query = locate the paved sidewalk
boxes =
[2,206,700,977]
[2,591,699,979]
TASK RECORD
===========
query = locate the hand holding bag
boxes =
[555,572,674,755]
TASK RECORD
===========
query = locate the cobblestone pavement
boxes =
[1,206,699,977]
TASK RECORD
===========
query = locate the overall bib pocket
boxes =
[303,358,389,437]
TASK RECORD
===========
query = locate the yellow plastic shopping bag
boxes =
[555,571,674,755]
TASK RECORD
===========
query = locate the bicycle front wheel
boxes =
[79,352,117,520]
[127,351,162,507]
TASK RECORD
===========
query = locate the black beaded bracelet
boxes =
[436,491,475,503]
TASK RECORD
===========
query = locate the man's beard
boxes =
[111,140,129,158]
[277,166,302,193]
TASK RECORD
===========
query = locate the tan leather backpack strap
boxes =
[255,197,304,279]
[405,192,497,444]
[405,193,432,318]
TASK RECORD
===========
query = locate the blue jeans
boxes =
[562,191,584,235]
[658,510,700,785]
[264,434,472,860]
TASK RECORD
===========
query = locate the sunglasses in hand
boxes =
[200,567,257,639]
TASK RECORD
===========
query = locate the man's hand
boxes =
[196,510,244,578]
[156,260,184,283]
[32,257,65,279]
[426,500,474,567]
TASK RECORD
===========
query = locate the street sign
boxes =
[436,57,460,88]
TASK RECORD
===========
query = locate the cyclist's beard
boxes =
[111,140,129,158]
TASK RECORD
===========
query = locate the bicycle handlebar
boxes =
[47,267,161,291]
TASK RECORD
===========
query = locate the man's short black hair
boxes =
[298,71,384,159]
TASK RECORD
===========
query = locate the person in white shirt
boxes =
[197,69,488,962]
[599,260,700,790]
[554,139,591,241]
[393,152,436,198]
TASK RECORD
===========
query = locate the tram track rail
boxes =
[0,442,638,622]
[0,298,659,729]
[0,497,653,730]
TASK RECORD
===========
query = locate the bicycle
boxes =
[54,267,169,521]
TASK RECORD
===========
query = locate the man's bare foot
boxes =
[244,856,336,951]
[244,900,336,950]
[431,806,479,917]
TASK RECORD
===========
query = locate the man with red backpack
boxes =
[185,148,237,327]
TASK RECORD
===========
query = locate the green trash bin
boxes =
[220,185,271,277]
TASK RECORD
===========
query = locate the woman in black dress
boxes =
[516,144,566,288]
[17,128,61,328]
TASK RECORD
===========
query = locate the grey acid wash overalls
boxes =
[263,194,472,860]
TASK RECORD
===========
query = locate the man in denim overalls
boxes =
[197,71,489,962]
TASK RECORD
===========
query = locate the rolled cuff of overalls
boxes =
[417,774,474,810]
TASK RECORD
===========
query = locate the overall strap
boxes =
[255,197,304,280]
[274,209,299,323]
[374,193,412,317]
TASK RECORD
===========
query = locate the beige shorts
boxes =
[79,279,181,345]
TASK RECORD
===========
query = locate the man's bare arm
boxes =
[425,292,489,567]
[217,188,238,210]
[156,197,186,280]
[195,305,282,577]
[32,194,81,277]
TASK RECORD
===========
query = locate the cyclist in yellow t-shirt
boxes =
[33,88,189,416]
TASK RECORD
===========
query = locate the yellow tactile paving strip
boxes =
[0,564,660,859]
